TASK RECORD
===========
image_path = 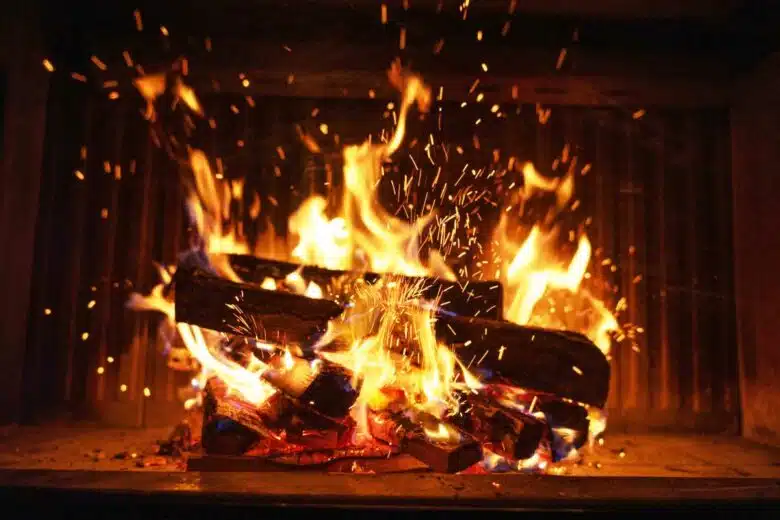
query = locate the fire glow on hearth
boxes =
[127,57,629,473]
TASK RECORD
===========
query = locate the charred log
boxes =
[455,397,548,461]
[176,269,608,406]
[435,315,610,407]
[174,266,343,345]
[537,400,590,460]
[228,254,503,319]
[201,377,295,455]
[262,355,359,419]
[368,411,482,473]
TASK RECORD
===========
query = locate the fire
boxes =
[488,162,619,354]
[318,277,481,439]
[127,60,622,460]
[290,60,454,280]
[127,267,276,406]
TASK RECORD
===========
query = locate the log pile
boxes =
[173,257,609,473]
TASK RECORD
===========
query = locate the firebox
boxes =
[1,0,779,514]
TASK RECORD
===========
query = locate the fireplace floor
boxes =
[1,424,778,478]
[0,425,778,514]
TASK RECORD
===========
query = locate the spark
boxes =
[572,365,583,375]
[160,26,169,37]
[88,300,96,309]
[633,109,646,120]
[120,384,127,392]
[71,73,87,82]
[556,48,568,70]
[44,308,52,315]
[81,332,89,341]
[133,9,143,31]
[501,21,511,36]
[143,387,151,397]
[476,30,483,41]
[476,93,484,102]
[97,367,105,375]
[42,59,54,72]
[319,123,329,135]
[481,63,488,72]
[90,56,107,71]
[107,356,114,363]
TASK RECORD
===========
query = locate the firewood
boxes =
[537,399,590,460]
[262,355,359,419]
[435,315,610,407]
[368,411,482,473]
[228,254,503,319]
[176,270,609,406]
[201,378,287,455]
[455,396,548,461]
[174,266,343,345]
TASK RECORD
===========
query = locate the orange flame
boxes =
[319,277,481,439]
[290,61,454,280]
[489,162,619,354]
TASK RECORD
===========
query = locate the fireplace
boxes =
[1,0,779,514]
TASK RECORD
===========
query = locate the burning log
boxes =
[202,373,357,456]
[262,355,359,419]
[228,254,503,319]
[201,378,287,455]
[175,268,608,406]
[435,315,610,407]
[368,411,482,473]
[537,399,590,460]
[455,396,548,461]
[174,266,343,345]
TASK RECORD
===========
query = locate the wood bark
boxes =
[228,254,503,319]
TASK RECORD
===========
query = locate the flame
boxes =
[128,60,622,449]
[126,270,276,406]
[290,61,454,280]
[490,162,619,354]
[319,278,481,440]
